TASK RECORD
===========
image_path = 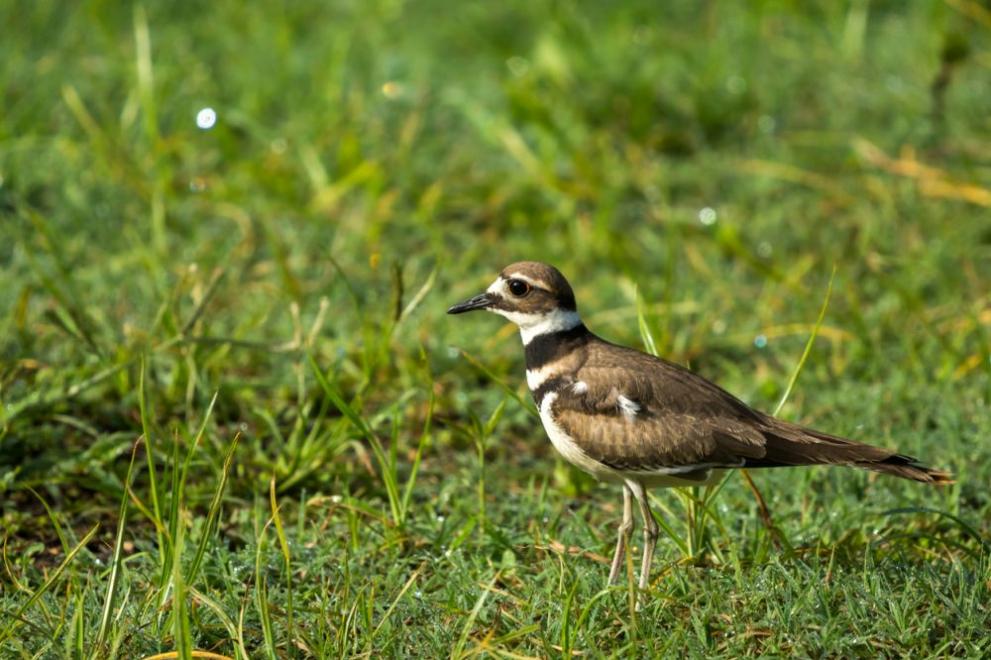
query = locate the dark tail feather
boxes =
[746,421,954,484]
[854,452,954,484]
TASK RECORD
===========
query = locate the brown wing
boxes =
[552,342,769,472]
[553,339,951,483]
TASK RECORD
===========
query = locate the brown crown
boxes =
[497,261,577,313]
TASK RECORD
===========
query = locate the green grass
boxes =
[2,0,991,656]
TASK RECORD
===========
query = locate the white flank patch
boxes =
[571,380,588,394]
[617,395,640,421]
[526,364,561,390]
[539,392,613,479]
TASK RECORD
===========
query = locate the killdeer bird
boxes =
[448,261,952,591]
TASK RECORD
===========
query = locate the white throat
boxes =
[493,308,582,345]
[485,275,582,344]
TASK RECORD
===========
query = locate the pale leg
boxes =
[607,484,634,585]
[626,479,658,592]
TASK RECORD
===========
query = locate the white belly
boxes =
[538,392,622,482]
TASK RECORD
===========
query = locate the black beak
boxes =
[447,292,493,314]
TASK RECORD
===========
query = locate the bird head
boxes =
[447,261,581,342]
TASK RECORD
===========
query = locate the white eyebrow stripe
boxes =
[504,273,551,291]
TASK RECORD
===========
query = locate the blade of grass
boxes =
[368,564,423,644]
[139,358,166,570]
[458,349,537,418]
[172,512,193,660]
[69,592,85,659]
[161,427,182,597]
[180,269,226,336]
[400,390,434,521]
[773,265,836,416]
[450,571,500,660]
[187,432,240,585]
[254,519,277,660]
[881,507,990,552]
[735,265,836,548]
[269,477,295,647]
[133,3,166,254]
[26,487,70,555]
[160,391,218,599]
[397,266,437,325]
[308,355,404,526]
[635,286,659,357]
[0,524,99,645]
[188,587,247,660]
[93,440,141,653]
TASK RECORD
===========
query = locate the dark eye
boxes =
[507,279,531,297]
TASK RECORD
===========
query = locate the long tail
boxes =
[853,450,953,483]
[745,420,953,484]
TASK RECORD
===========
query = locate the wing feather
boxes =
[550,343,770,471]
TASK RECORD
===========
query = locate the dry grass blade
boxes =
[451,571,501,660]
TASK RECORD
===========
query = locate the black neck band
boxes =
[524,324,591,370]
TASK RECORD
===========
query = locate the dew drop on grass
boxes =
[725,75,746,94]
[381,81,401,99]
[506,56,530,77]
[698,207,717,226]
[196,107,217,130]
[754,334,768,349]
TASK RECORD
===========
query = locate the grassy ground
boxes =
[2,0,991,656]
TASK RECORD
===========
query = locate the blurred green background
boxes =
[2,0,990,657]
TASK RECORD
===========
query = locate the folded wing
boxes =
[551,341,950,483]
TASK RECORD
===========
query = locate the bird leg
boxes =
[607,484,634,585]
[626,480,659,592]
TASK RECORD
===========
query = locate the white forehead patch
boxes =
[485,277,507,295]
